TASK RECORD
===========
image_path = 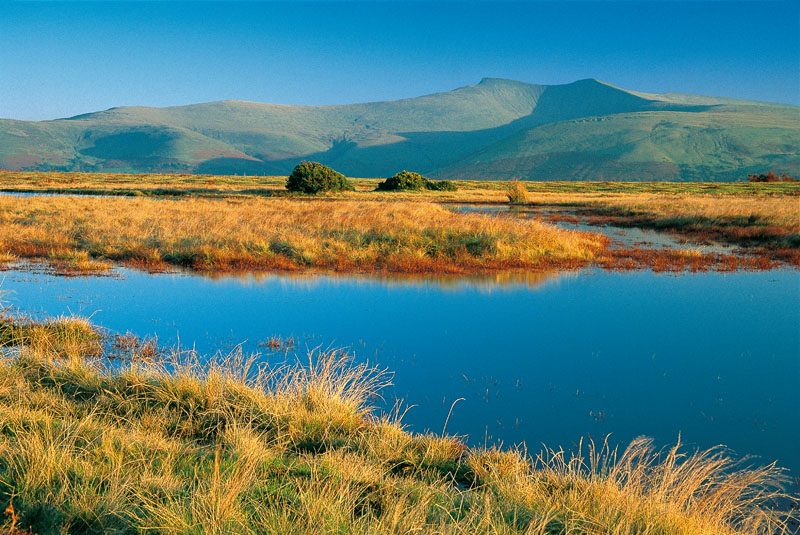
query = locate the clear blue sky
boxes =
[1,1,798,121]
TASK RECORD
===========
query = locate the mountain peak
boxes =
[478,77,509,84]
[0,78,796,181]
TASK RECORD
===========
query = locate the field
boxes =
[0,314,796,535]
[1,171,798,275]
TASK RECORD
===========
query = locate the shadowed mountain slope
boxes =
[1,78,797,180]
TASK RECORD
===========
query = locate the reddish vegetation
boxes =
[4,501,33,535]
[538,210,800,268]
[747,172,797,182]
[1,154,45,170]
[597,248,781,272]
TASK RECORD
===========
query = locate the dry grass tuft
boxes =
[506,180,529,205]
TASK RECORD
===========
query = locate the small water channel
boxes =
[2,264,798,475]
[453,204,736,254]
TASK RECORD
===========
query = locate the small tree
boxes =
[286,161,354,194]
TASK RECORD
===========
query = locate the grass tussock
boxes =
[506,180,529,205]
[0,314,102,359]
[0,252,17,266]
[0,316,795,535]
[0,196,606,275]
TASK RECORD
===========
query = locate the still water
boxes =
[2,266,799,474]
[454,204,736,254]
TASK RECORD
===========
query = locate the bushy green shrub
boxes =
[377,171,458,192]
[426,180,457,192]
[286,161,354,194]
[377,171,429,191]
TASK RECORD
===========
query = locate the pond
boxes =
[3,264,798,476]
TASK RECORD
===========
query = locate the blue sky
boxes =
[1,1,798,120]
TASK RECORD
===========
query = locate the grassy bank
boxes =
[0,195,606,274]
[0,315,795,535]
[2,171,799,273]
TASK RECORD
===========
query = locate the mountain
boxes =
[1,78,797,181]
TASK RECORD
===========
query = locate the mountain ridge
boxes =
[1,78,797,181]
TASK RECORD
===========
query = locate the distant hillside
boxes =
[1,78,797,181]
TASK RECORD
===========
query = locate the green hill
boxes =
[1,78,797,180]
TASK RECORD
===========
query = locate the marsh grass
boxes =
[0,315,796,535]
[1,172,798,273]
[0,314,102,358]
[0,196,606,275]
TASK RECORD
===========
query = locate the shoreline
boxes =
[0,313,796,534]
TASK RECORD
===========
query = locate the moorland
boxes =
[1,170,799,534]
[0,171,798,275]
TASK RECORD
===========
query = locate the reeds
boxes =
[0,315,796,535]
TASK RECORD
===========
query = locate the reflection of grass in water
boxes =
[0,315,796,535]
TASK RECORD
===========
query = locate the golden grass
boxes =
[506,180,529,205]
[0,195,606,274]
[0,314,102,358]
[3,170,799,274]
[0,315,796,535]
[0,251,17,266]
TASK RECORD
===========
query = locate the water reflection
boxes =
[2,265,799,476]
[196,267,567,292]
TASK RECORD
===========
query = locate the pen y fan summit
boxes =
[0,78,797,181]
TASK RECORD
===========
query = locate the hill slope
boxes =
[1,78,797,180]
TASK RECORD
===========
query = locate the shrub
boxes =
[286,161,354,194]
[377,171,458,192]
[376,171,429,191]
[426,180,457,192]
[506,180,528,204]
[747,171,797,182]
